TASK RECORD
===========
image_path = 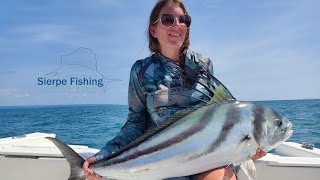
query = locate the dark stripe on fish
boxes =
[252,105,265,143]
[99,105,217,166]
[188,103,241,160]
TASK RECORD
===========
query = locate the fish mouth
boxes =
[284,129,293,141]
[263,124,293,152]
[283,123,293,142]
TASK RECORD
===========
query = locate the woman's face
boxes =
[150,2,188,54]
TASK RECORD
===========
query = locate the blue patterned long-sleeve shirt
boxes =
[95,50,228,160]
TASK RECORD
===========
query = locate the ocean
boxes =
[0,99,319,149]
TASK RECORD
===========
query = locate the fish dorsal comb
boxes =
[100,108,199,161]
[208,84,235,105]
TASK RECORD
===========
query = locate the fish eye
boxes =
[277,119,283,126]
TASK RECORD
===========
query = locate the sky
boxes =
[0,0,319,106]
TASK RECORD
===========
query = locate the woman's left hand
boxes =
[251,148,267,160]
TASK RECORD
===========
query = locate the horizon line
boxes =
[1,98,319,108]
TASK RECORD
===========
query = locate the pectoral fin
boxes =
[240,159,257,180]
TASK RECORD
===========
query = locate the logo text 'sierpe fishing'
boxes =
[37,77,104,87]
[37,47,121,92]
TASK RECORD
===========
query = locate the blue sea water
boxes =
[0,99,319,149]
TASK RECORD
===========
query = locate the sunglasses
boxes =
[154,13,191,29]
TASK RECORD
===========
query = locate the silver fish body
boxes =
[47,100,293,180]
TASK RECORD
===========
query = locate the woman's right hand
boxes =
[83,156,102,180]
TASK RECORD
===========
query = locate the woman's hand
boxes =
[251,148,267,160]
[83,156,102,180]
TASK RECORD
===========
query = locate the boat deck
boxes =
[1,133,319,180]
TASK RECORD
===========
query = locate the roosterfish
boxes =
[47,85,293,180]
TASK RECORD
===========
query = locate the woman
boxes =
[84,0,266,179]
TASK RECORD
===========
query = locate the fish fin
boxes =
[207,84,235,105]
[240,159,257,180]
[46,137,86,180]
[103,108,200,161]
[165,108,198,121]
[224,163,233,170]
[236,135,252,153]
[101,85,233,162]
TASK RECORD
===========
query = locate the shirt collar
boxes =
[153,50,193,65]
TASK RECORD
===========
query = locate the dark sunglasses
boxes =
[154,13,191,29]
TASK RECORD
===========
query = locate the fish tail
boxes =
[46,137,86,180]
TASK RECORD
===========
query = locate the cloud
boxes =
[93,0,122,7]
[201,0,224,9]
[1,0,318,105]
[190,1,320,101]
[260,1,304,9]
[0,88,30,98]
[10,24,83,44]
[0,70,16,75]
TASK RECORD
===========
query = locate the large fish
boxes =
[47,85,293,180]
